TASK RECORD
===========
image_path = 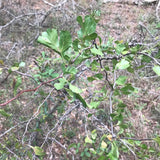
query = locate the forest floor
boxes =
[0,0,160,159]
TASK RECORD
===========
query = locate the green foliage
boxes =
[1,11,159,159]
[0,109,12,117]
[37,13,160,158]
[30,146,45,157]
[37,29,72,57]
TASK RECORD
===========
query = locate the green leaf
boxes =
[91,130,97,140]
[73,39,80,51]
[84,15,96,35]
[85,136,93,144]
[153,136,160,146]
[116,59,130,70]
[156,22,160,28]
[11,66,19,71]
[107,142,119,160]
[69,84,82,94]
[37,29,59,53]
[98,155,106,160]
[115,43,126,55]
[68,143,77,150]
[0,109,11,117]
[94,73,103,79]
[91,60,100,71]
[19,62,25,67]
[85,151,91,157]
[91,47,103,56]
[141,55,152,63]
[127,66,134,73]
[77,16,83,28]
[116,76,127,85]
[89,148,97,154]
[101,141,107,149]
[77,15,96,39]
[74,93,88,108]
[120,84,134,95]
[155,50,160,59]
[54,83,65,90]
[87,76,96,82]
[153,65,160,76]
[54,78,66,90]
[14,76,22,95]
[89,101,100,109]
[59,31,72,53]
[65,66,78,74]
[130,45,140,54]
[30,146,45,156]
[85,33,97,41]
[51,73,59,78]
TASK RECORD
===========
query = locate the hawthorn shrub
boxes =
[0,11,160,159]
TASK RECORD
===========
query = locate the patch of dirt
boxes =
[99,2,156,41]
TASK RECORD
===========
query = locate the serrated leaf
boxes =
[84,16,96,35]
[116,76,127,85]
[69,84,82,94]
[37,29,59,53]
[77,15,96,39]
[85,136,93,144]
[153,65,160,76]
[59,31,72,53]
[30,146,45,156]
[116,59,130,70]
[91,47,103,56]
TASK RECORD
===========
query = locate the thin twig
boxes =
[0,121,27,138]
[120,137,154,141]
[22,87,55,144]
[139,21,154,38]
[0,12,43,31]
[156,0,160,21]
[120,139,138,160]
[80,105,112,133]
[0,74,63,106]
[41,103,80,147]
[1,143,20,159]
